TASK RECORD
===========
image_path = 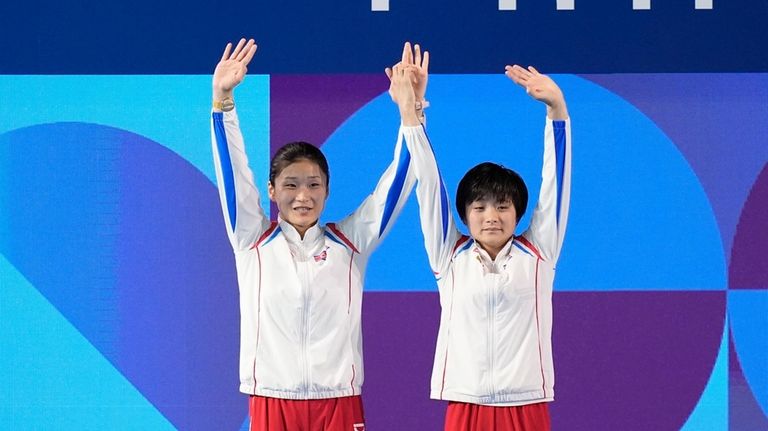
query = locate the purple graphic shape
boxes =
[362,292,445,429]
[270,74,388,155]
[362,291,724,430]
[730,162,768,289]
[729,330,768,429]
[115,132,242,430]
[269,74,388,218]
[551,291,725,431]
[581,74,768,266]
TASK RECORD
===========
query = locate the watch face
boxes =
[221,99,235,112]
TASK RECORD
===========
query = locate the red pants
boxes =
[249,395,365,431]
[444,401,551,431]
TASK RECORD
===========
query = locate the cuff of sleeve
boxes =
[547,116,570,126]
[399,124,424,131]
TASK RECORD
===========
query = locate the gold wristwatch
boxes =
[213,98,235,112]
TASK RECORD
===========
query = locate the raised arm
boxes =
[332,43,428,256]
[332,63,413,255]
[389,43,462,277]
[506,65,571,262]
[210,39,270,251]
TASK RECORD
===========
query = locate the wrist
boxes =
[400,110,421,126]
[400,106,427,127]
[213,86,233,102]
[546,101,568,120]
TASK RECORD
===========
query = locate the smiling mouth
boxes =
[293,207,313,213]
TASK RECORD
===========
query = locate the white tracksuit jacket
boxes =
[403,118,571,406]
[211,109,415,399]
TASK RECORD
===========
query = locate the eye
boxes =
[283,183,296,189]
[310,182,321,188]
[497,205,509,211]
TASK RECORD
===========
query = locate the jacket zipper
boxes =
[300,248,312,398]
[487,267,496,402]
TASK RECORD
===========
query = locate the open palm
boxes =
[213,38,257,97]
[505,64,568,119]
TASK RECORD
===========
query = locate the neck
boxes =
[477,241,503,261]
[296,226,308,240]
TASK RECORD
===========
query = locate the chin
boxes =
[486,234,513,244]
[297,217,319,226]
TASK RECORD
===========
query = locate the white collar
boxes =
[472,237,515,265]
[277,215,324,245]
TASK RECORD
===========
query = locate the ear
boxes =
[267,181,276,202]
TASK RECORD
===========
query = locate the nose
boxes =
[295,186,311,202]
[485,207,500,223]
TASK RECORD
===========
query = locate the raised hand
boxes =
[388,62,420,126]
[213,38,258,100]
[386,42,429,102]
[505,65,568,120]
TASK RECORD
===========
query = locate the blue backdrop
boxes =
[1,1,766,430]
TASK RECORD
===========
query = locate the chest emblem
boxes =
[314,246,330,262]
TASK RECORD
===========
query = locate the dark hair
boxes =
[455,162,528,224]
[269,141,330,187]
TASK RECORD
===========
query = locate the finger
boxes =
[237,39,255,61]
[406,42,413,65]
[505,65,523,78]
[385,67,393,80]
[422,51,430,73]
[512,75,529,86]
[235,39,252,61]
[414,44,422,67]
[242,43,258,66]
[504,65,522,77]
[221,42,233,62]
[508,65,530,83]
[505,65,524,80]
[230,38,247,60]
[505,71,521,85]
[528,65,541,75]
[403,41,413,65]
[512,65,530,76]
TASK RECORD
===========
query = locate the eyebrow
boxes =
[282,175,323,180]
[472,198,512,205]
